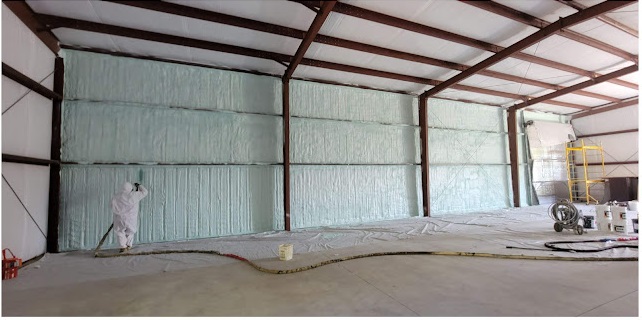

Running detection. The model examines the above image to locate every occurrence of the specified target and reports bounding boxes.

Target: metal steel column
[507,109,520,207]
[47,57,63,253]
[280,0,335,231]
[419,94,430,216]
[283,79,291,231]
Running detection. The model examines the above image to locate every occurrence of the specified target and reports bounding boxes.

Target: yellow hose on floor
[94,249,638,274]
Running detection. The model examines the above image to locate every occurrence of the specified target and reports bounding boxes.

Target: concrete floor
[2,238,638,317]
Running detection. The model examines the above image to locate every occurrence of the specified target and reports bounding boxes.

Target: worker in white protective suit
[111,182,149,252]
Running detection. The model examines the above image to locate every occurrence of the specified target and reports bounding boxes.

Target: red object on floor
[2,248,22,280]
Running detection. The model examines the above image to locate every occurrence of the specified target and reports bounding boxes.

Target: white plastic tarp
[525,121,576,148]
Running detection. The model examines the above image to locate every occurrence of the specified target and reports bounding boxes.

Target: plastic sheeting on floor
[7,205,637,292]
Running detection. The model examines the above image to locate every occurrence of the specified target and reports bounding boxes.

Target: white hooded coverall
[111,182,149,248]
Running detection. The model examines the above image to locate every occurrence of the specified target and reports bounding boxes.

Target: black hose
[544,239,638,252]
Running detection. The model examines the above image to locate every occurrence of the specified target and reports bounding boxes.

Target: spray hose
[93,220,637,275]
[543,237,638,252]
[94,245,638,275]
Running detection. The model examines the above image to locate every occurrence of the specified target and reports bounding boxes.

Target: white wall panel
[2,3,55,261]
[2,89,53,159]
[1,163,50,260]
[572,105,638,135]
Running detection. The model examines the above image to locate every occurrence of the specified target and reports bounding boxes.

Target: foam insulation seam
[292,115,420,128]
[61,100,283,164]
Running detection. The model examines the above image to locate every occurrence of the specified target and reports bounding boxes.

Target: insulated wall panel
[63,50,282,115]
[290,165,421,229]
[287,80,422,228]
[427,98,505,132]
[429,129,507,164]
[430,165,511,214]
[425,98,511,214]
[290,80,417,125]
[59,49,285,250]
[62,101,282,163]
[290,118,420,164]
[59,165,283,251]
[572,105,638,135]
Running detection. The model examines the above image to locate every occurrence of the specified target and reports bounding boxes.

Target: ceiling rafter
[460,0,638,63]
[283,1,336,80]
[36,14,590,110]
[293,0,638,90]
[556,0,638,38]
[105,0,619,103]
[510,65,638,111]
[420,0,634,99]
[571,98,638,119]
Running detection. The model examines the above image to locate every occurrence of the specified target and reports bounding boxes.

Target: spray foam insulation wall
[63,50,282,114]
[289,80,422,228]
[59,165,283,251]
[60,50,284,250]
[62,101,283,164]
[427,99,511,214]
[58,50,520,250]
[59,51,424,249]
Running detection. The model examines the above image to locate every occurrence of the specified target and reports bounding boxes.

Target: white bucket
[279,244,293,261]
